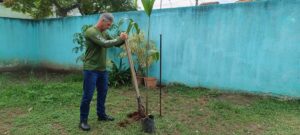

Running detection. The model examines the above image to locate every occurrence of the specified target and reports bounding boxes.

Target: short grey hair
[100,13,114,22]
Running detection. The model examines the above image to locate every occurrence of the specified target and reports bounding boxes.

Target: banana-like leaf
[141,0,155,17]
[110,17,140,36]
[123,18,140,35]
[148,49,160,61]
[133,23,140,34]
[126,22,133,34]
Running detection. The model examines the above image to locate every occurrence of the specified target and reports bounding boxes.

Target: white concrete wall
[0,4,32,19]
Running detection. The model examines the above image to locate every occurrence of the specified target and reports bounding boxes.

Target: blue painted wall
[35,16,97,68]
[1,0,300,97]
[149,0,300,97]
[0,18,37,66]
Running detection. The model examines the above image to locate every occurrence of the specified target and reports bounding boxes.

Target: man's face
[101,19,112,30]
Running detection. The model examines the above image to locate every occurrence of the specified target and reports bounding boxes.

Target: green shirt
[83,26,124,71]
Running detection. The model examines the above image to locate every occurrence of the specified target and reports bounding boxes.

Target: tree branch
[52,0,80,17]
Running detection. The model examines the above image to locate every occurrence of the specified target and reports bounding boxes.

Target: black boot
[79,120,90,131]
[98,115,115,121]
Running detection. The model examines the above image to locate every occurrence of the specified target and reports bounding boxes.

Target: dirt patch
[199,97,209,106]
[52,123,68,135]
[118,111,146,127]
[216,93,258,106]
[246,123,264,134]
[0,108,25,135]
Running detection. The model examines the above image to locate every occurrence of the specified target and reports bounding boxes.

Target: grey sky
[137,0,239,10]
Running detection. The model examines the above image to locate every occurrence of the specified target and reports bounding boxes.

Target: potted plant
[119,32,159,87]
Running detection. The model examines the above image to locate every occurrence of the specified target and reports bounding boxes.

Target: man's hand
[120,32,128,40]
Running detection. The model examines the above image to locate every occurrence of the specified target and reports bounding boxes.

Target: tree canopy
[3,0,137,19]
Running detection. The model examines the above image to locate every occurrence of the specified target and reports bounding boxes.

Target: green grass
[1,71,300,135]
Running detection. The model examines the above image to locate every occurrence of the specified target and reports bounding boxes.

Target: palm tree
[139,0,156,115]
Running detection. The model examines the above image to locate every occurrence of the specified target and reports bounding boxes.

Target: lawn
[1,71,300,135]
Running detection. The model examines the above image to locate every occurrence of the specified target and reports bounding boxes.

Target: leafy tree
[3,0,137,19]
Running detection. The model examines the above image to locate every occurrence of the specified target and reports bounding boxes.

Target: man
[79,13,128,131]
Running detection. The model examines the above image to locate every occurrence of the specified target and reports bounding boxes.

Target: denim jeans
[80,70,108,121]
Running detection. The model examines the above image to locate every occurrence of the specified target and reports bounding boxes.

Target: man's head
[97,13,114,31]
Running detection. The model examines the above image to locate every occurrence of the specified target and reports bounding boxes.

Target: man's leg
[96,71,113,121]
[79,70,98,130]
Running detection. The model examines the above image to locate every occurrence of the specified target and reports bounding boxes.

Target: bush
[108,60,131,87]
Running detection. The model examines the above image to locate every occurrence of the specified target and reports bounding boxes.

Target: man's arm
[105,32,125,47]
[85,29,124,48]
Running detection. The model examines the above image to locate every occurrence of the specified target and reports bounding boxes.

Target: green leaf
[126,22,133,34]
[141,0,155,17]
[114,18,140,35]
[148,49,160,61]
[133,23,140,34]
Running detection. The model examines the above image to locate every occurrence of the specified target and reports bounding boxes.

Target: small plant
[108,60,131,87]
[119,33,159,76]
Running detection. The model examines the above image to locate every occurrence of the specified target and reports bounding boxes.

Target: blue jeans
[80,70,108,121]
